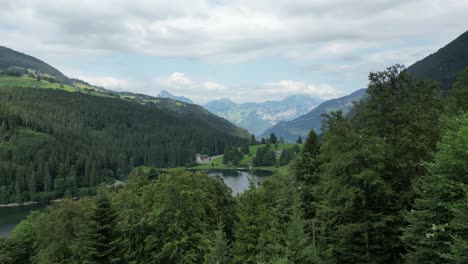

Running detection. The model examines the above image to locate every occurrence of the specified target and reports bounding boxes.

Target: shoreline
[0,201,38,208]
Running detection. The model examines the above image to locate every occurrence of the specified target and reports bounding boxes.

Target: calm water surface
[0,203,46,237]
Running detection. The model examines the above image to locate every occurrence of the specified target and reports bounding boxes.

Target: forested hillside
[0,46,70,84]
[407,30,468,91]
[0,87,248,204]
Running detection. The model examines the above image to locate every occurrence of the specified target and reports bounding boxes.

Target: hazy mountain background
[204,95,322,135]
[261,30,468,142]
[157,90,194,104]
[260,89,367,142]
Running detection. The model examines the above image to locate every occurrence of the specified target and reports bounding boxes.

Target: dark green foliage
[241,144,250,155]
[313,65,444,263]
[114,170,236,263]
[316,112,391,263]
[224,146,244,166]
[234,173,315,263]
[269,133,278,144]
[251,134,256,145]
[402,113,468,263]
[205,224,233,264]
[89,193,120,263]
[0,87,247,203]
[292,129,320,221]
[1,170,236,264]
[407,30,468,91]
[453,67,468,111]
[296,136,302,144]
[0,46,70,84]
[278,148,295,166]
[253,145,276,166]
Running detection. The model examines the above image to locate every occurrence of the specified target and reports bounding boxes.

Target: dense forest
[0,65,466,263]
[0,87,248,204]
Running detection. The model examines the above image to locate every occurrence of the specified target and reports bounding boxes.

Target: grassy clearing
[191,143,302,174]
[0,76,117,98]
[0,76,77,91]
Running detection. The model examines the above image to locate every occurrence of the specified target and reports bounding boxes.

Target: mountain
[260,89,367,142]
[261,30,468,142]
[0,47,249,203]
[407,30,468,91]
[204,95,322,135]
[157,90,193,104]
[0,46,71,84]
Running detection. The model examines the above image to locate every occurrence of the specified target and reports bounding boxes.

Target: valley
[0,5,467,263]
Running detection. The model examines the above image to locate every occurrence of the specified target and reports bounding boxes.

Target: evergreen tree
[269,133,278,144]
[402,113,468,263]
[352,65,443,261]
[251,134,256,145]
[296,136,303,144]
[205,224,232,264]
[292,129,321,221]
[316,111,390,263]
[89,193,120,263]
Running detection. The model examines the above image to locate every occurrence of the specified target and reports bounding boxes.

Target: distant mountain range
[157,90,193,104]
[204,95,322,136]
[261,29,468,142]
[260,89,367,142]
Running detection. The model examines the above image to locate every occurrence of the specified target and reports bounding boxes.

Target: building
[195,153,210,163]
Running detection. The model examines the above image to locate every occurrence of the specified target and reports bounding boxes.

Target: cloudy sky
[1,0,467,104]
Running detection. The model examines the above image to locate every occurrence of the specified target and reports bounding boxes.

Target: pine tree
[89,193,120,263]
[352,65,443,261]
[251,134,256,145]
[316,111,390,263]
[204,224,232,264]
[269,133,278,144]
[292,129,321,221]
[296,136,302,144]
[402,113,468,263]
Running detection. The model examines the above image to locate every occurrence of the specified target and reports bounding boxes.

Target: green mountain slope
[0,46,71,84]
[0,87,248,203]
[0,47,250,203]
[260,89,366,142]
[407,30,468,91]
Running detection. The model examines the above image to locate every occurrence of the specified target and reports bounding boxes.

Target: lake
[0,169,272,237]
[197,169,273,195]
[0,203,47,238]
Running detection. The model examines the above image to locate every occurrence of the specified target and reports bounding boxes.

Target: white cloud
[264,80,341,100]
[0,0,466,63]
[0,0,466,104]
[77,76,130,91]
[151,72,339,103]
[161,72,195,88]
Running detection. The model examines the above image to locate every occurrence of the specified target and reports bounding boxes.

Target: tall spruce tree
[89,193,120,263]
[292,129,320,221]
[402,113,468,263]
[351,65,443,261]
[316,111,390,263]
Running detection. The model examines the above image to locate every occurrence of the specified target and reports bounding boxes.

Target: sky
[0,0,467,104]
